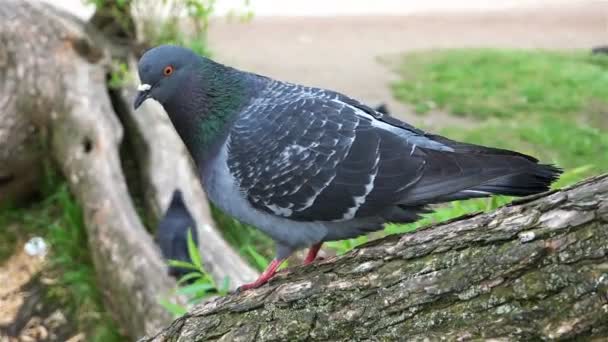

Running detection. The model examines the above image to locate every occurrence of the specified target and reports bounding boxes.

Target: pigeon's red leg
[237,258,285,291]
[303,242,323,265]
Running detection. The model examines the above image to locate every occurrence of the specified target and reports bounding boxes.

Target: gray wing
[227,83,450,221]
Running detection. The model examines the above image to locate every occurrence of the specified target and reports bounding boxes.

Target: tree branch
[142,175,608,341]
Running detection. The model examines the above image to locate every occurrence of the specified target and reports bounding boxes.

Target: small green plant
[211,205,274,271]
[131,0,216,56]
[160,230,230,317]
[86,0,219,80]
[86,0,128,9]
[224,0,255,23]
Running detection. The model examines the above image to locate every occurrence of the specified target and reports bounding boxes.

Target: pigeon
[157,105,388,278]
[592,45,608,55]
[375,103,390,115]
[156,189,199,279]
[134,45,561,291]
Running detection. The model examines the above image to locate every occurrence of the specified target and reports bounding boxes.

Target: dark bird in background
[156,189,198,279]
[592,45,608,55]
[375,103,390,115]
[135,45,561,291]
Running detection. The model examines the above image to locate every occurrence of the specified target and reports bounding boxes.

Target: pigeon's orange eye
[163,65,174,76]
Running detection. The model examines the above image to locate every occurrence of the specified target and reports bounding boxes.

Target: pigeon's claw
[303,242,323,265]
[237,258,285,292]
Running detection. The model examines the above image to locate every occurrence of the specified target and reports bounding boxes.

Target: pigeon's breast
[200,136,328,249]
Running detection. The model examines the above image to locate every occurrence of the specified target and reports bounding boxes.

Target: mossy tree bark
[142,175,608,341]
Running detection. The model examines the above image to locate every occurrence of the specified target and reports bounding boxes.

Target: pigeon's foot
[237,258,285,292]
[303,242,323,265]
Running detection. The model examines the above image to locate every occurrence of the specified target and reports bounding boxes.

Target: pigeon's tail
[401,138,562,206]
[459,164,561,197]
[421,163,562,204]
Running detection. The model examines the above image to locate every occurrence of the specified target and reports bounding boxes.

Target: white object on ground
[24,236,48,257]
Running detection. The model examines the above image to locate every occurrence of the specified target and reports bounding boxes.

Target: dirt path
[208,3,607,125]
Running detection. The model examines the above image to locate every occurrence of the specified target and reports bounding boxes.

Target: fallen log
[142,174,608,341]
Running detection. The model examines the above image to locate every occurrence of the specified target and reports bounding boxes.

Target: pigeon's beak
[133,83,151,110]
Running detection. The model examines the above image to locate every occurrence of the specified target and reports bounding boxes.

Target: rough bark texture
[0,114,41,203]
[0,1,178,338]
[114,77,259,289]
[0,10,44,203]
[142,175,608,341]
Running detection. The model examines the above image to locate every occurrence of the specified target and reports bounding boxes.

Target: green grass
[0,169,122,341]
[211,206,274,270]
[392,49,608,119]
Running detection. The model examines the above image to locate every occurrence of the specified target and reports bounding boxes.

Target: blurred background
[1,0,607,341]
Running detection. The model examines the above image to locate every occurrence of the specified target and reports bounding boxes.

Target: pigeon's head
[134,45,200,110]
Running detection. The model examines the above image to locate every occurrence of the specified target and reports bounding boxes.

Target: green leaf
[218,276,231,295]
[159,298,187,317]
[176,282,216,296]
[167,260,199,271]
[176,271,203,285]
[246,245,270,270]
[186,229,202,270]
